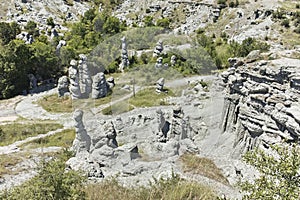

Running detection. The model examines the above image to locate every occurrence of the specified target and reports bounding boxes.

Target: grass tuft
[86,173,217,200]
[179,153,229,185]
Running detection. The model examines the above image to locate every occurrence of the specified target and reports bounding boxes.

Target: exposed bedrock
[221,57,300,157]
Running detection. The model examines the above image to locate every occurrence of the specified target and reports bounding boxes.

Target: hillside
[0,0,300,199]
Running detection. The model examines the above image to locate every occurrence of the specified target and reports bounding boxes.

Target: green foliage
[25,20,39,37]
[143,16,155,27]
[0,150,86,200]
[156,18,171,29]
[129,87,174,108]
[196,32,269,68]
[281,19,290,28]
[0,22,20,45]
[240,145,300,200]
[0,121,63,146]
[29,41,60,80]
[21,129,75,149]
[217,0,227,5]
[46,17,55,28]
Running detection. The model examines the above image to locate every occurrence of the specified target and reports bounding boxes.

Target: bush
[156,18,171,29]
[46,17,55,28]
[143,16,154,27]
[281,19,290,28]
[0,150,86,200]
[240,145,300,199]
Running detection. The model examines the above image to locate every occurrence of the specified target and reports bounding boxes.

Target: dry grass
[179,153,229,185]
[129,87,174,108]
[0,154,23,177]
[86,174,217,200]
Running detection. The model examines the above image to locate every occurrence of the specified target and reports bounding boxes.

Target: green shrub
[46,17,55,28]
[0,150,86,200]
[156,18,171,29]
[240,145,300,199]
[143,16,154,27]
[281,19,290,28]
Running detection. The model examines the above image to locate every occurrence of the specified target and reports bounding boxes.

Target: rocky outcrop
[221,58,300,156]
[57,75,69,97]
[91,72,110,99]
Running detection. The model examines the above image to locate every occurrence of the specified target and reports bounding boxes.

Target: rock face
[91,72,109,99]
[221,58,300,156]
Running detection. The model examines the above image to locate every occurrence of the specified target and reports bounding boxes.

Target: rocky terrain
[0,0,300,199]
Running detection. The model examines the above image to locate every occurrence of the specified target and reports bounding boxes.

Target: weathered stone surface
[119,36,129,72]
[91,72,109,99]
[68,60,81,99]
[222,58,300,154]
[153,40,163,57]
[72,109,91,154]
[156,78,164,93]
[57,75,69,97]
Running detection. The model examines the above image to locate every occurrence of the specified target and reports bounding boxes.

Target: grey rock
[57,76,69,97]
[91,72,109,99]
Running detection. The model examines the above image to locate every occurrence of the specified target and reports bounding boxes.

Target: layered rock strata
[221,58,300,156]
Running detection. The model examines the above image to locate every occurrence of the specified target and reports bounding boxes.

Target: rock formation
[156,78,164,93]
[57,75,69,97]
[155,57,163,69]
[119,36,129,72]
[91,72,109,99]
[153,40,163,57]
[78,54,92,98]
[171,55,177,66]
[68,60,81,99]
[72,109,91,154]
[221,58,300,156]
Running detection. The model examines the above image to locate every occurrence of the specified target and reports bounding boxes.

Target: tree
[240,145,300,199]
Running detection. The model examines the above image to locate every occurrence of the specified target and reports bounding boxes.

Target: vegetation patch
[21,129,75,149]
[179,153,229,185]
[0,122,63,146]
[102,101,134,115]
[129,87,174,108]
[86,173,217,200]
[37,94,113,113]
[0,150,85,200]
[37,94,73,113]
